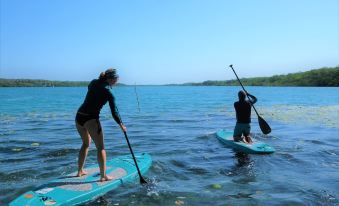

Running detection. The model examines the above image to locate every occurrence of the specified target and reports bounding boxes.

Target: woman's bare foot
[242,138,249,144]
[233,136,242,142]
[100,175,113,182]
[245,136,253,144]
[76,170,88,177]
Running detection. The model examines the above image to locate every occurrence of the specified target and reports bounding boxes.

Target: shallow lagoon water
[0,86,338,205]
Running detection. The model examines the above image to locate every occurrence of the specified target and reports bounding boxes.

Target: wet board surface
[216,130,275,154]
[9,153,152,206]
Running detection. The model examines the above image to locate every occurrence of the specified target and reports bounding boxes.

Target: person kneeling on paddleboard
[233,90,257,144]
[75,68,126,182]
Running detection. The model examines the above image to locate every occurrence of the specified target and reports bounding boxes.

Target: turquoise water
[1,86,338,205]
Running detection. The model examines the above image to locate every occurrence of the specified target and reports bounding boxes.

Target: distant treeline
[180,66,339,87]
[0,79,90,87]
[0,79,127,87]
[1,66,338,87]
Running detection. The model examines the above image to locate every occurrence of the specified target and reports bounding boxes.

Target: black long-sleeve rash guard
[234,94,257,124]
[78,79,122,124]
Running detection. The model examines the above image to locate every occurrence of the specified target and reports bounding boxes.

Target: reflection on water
[235,152,251,168]
[223,105,339,128]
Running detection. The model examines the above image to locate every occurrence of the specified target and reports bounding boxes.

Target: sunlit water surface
[1,86,338,205]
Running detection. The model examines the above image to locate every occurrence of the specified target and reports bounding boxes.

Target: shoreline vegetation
[0,66,338,87]
[172,66,338,87]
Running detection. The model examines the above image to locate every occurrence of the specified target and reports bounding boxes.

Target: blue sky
[1,0,338,84]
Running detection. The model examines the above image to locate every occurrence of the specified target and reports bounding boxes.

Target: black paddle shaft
[229,65,271,134]
[229,65,260,116]
[115,107,147,184]
[122,131,147,184]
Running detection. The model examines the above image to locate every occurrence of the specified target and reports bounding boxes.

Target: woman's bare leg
[76,122,91,176]
[85,119,112,181]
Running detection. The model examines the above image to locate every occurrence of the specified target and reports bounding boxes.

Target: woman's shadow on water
[234,152,251,167]
[222,152,256,184]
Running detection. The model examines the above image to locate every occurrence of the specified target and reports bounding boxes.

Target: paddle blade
[140,176,148,184]
[258,115,271,134]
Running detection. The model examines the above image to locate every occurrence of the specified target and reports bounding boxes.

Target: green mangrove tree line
[1,66,338,87]
[183,66,339,87]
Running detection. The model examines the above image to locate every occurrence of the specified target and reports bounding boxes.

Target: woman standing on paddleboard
[75,68,126,182]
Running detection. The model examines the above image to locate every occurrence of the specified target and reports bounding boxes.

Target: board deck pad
[10,153,152,206]
[216,130,275,154]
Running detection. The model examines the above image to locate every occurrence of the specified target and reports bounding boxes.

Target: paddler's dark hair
[238,90,246,101]
[99,68,119,80]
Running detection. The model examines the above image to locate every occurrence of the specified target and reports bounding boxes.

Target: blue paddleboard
[216,130,275,154]
[9,153,152,206]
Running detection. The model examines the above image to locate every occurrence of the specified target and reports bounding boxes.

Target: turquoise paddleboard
[10,153,152,206]
[216,130,275,154]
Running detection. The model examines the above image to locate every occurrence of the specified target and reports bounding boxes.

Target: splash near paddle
[216,130,275,154]
[9,153,152,206]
